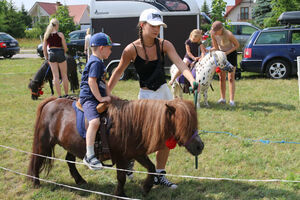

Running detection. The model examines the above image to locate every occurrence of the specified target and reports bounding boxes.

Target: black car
[37,29,87,58]
[0,32,20,58]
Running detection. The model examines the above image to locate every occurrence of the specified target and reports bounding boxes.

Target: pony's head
[167,99,204,156]
[28,79,43,100]
[210,50,234,72]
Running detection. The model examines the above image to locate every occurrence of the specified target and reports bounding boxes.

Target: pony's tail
[66,55,79,92]
[27,97,57,184]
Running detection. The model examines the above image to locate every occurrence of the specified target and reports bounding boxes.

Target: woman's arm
[107,44,134,93]
[58,32,68,53]
[43,39,48,60]
[225,31,240,55]
[164,40,196,86]
[209,33,220,51]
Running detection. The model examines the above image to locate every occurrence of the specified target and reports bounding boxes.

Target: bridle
[184,130,198,147]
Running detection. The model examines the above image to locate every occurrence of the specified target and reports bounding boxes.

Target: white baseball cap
[139,8,167,28]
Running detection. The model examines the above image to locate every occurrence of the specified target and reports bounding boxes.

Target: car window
[229,25,238,34]
[291,30,300,44]
[0,33,14,41]
[79,32,86,40]
[256,31,288,44]
[69,32,80,40]
[240,25,257,35]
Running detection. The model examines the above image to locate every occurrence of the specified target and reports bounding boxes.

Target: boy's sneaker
[83,155,103,170]
[126,160,135,180]
[217,98,226,104]
[154,171,177,189]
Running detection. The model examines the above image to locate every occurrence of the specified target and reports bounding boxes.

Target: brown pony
[27,96,204,197]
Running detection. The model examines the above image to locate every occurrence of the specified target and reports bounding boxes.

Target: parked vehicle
[90,0,211,80]
[37,29,87,58]
[240,26,300,79]
[227,22,260,53]
[0,32,20,58]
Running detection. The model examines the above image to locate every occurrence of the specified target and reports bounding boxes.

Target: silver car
[227,22,260,53]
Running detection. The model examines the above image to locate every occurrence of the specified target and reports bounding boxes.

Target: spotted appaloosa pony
[170,51,233,108]
[28,54,79,100]
[27,96,204,197]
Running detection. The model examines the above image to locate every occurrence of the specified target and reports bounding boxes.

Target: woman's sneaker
[229,101,236,107]
[154,171,177,189]
[217,98,226,104]
[83,155,103,170]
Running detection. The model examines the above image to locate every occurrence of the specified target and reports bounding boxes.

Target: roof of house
[68,5,89,24]
[30,2,88,24]
[224,0,242,17]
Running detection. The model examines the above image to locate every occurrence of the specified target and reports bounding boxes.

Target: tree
[210,0,227,22]
[51,4,77,40]
[201,0,210,16]
[264,0,298,27]
[2,1,25,37]
[20,4,32,28]
[252,0,272,28]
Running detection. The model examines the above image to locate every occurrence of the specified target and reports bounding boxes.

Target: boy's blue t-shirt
[79,55,107,104]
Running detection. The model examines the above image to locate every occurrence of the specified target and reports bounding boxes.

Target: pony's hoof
[76,179,87,185]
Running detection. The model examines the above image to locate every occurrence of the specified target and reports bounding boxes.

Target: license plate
[10,43,16,47]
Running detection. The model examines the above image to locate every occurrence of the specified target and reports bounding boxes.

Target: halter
[184,130,198,147]
[212,54,219,66]
[30,64,50,97]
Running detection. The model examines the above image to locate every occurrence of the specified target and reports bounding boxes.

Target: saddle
[75,101,112,161]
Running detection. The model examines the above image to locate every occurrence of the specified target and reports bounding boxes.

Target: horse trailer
[90,0,211,79]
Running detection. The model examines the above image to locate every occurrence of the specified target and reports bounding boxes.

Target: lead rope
[189,82,199,169]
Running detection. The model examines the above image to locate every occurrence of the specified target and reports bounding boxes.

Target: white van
[90,0,211,79]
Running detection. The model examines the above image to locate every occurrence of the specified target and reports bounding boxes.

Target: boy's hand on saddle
[100,96,111,104]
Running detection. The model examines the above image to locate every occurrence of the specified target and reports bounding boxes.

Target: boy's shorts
[49,48,66,63]
[82,99,100,121]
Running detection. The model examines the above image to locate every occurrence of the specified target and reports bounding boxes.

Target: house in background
[225,0,256,22]
[28,2,90,29]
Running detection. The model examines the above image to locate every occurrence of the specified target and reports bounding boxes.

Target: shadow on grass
[202,101,296,112]
[33,178,299,200]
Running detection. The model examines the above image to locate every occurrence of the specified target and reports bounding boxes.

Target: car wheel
[107,63,129,80]
[266,59,290,79]
[4,54,13,58]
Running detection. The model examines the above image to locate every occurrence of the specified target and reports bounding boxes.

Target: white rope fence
[1,144,299,183]
[0,166,139,200]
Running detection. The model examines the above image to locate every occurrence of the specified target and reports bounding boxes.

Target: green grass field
[0,57,299,200]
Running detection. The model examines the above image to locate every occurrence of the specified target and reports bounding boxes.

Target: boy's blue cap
[90,32,120,47]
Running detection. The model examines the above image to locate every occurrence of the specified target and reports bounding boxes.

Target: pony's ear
[165,104,176,116]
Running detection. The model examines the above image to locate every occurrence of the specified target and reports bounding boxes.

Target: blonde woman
[210,21,239,106]
[169,29,206,85]
[84,28,92,61]
[43,18,69,98]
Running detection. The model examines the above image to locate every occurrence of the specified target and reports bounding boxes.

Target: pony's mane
[108,97,197,153]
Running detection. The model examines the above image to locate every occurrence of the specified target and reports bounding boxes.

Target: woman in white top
[84,28,92,61]
[210,21,239,106]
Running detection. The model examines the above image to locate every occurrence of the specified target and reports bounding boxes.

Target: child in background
[80,32,120,170]
[169,29,206,85]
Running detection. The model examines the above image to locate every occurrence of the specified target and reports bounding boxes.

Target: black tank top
[132,38,166,91]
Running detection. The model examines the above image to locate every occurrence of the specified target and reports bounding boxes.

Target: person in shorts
[43,18,69,98]
[210,21,240,106]
[80,32,120,170]
[107,8,197,188]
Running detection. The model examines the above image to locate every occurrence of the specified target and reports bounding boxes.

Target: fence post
[298,56,300,101]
